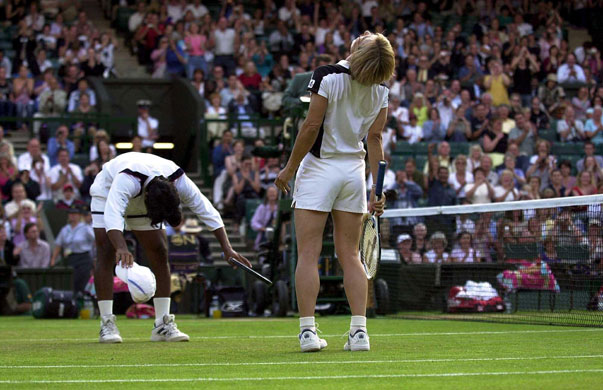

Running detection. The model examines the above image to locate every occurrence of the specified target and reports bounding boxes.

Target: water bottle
[504,293,512,314]
[80,295,95,319]
[209,296,221,318]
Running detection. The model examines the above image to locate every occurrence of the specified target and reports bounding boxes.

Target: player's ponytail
[145,176,182,228]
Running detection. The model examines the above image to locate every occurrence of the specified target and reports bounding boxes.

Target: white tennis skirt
[292,153,367,214]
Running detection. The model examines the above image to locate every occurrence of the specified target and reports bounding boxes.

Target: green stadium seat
[503,243,539,260]
[556,244,589,263]
[71,153,90,169]
[597,144,603,156]
[0,40,11,50]
[538,128,557,142]
[393,141,413,156]
[552,143,583,156]
[450,142,469,156]
[413,142,429,155]
[116,7,135,33]
[391,154,407,171]
[415,155,428,171]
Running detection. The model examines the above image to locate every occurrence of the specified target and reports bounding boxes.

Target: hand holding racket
[360,160,387,280]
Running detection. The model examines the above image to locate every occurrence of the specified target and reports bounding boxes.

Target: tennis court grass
[0,315,601,389]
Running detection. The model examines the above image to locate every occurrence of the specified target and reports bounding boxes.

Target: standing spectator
[17,139,50,173]
[451,232,482,263]
[165,36,187,77]
[396,234,421,264]
[509,113,537,158]
[556,53,586,84]
[388,170,423,231]
[268,21,294,58]
[464,167,495,204]
[250,185,278,251]
[50,206,94,292]
[494,170,520,202]
[13,223,50,268]
[151,36,169,78]
[212,17,239,75]
[0,152,16,200]
[449,155,473,198]
[184,23,208,78]
[529,97,550,131]
[128,2,147,39]
[212,130,233,210]
[585,107,603,144]
[185,0,208,19]
[12,65,35,131]
[423,232,449,264]
[136,99,158,149]
[446,105,471,142]
[232,155,261,233]
[46,125,74,167]
[511,47,540,106]
[538,74,565,112]
[49,149,83,199]
[484,60,510,106]
[557,107,585,142]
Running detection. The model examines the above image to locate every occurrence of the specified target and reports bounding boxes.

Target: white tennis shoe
[299,328,327,352]
[344,329,370,351]
[151,314,190,342]
[99,315,122,344]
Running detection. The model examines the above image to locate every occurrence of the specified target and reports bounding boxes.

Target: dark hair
[559,159,572,169]
[144,177,182,228]
[24,223,37,235]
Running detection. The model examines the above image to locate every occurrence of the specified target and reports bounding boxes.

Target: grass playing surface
[0,315,602,389]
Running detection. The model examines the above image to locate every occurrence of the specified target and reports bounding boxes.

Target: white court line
[1,369,602,384]
[1,328,601,342]
[1,355,602,369]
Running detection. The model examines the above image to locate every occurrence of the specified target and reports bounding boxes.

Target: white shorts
[293,154,366,213]
[90,170,160,231]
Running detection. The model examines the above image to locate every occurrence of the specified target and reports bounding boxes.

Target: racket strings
[360,216,379,278]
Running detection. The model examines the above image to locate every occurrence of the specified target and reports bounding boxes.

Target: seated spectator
[451,231,482,263]
[165,36,187,77]
[587,220,603,264]
[402,114,422,144]
[0,153,17,201]
[494,170,520,202]
[523,176,542,200]
[409,93,429,126]
[49,149,83,199]
[387,170,423,230]
[466,145,482,174]
[529,97,550,131]
[47,125,74,167]
[250,185,278,251]
[572,86,591,122]
[547,169,567,198]
[557,159,576,191]
[389,95,408,128]
[238,61,262,91]
[259,157,280,190]
[232,155,261,232]
[483,118,509,158]
[571,170,597,196]
[551,210,584,248]
[205,93,228,140]
[446,105,471,142]
[67,79,97,112]
[396,234,422,264]
[27,156,51,201]
[4,182,33,219]
[228,93,258,138]
[497,153,526,188]
[464,167,495,204]
[583,156,603,186]
[539,74,565,114]
[526,140,555,190]
[585,106,603,144]
[509,113,536,159]
[411,223,428,256]
[35,76,67,135]
[10,200,42,247]
[50,206,94,292]
[423,232,449,264]
[469,103,490,141]
[480,154,499,186]
[557,106,585,142]
[422,107,446,142]
[13,223,50,268]
[577,142,603,172]
[449,155,473,198]
[89,130,116,164]
[556,53,586,84]
[55,183,86,210]
[0,266,32,315]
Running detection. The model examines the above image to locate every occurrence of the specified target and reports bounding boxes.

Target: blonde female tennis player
[275,32,394,352]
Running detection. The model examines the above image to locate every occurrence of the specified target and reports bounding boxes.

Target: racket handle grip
[375,160,387,200]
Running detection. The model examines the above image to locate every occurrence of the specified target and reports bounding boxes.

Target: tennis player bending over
[275,32,394,352]
[91,152,250,343]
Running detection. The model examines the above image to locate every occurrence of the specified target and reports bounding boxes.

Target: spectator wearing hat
[137,100,159,149]
[538,74,565,112]
[396,234,421,264]
[557,53,586,84]
[585,107,603,145]
[13,223,50,269]
[49,149,83,200]
[55,183,86,210]
[50,206,94,292]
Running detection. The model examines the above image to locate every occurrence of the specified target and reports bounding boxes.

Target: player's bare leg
[94,228,122,343]
[332,210,370,351]
[133,229,189,342]
[294,208,328,352]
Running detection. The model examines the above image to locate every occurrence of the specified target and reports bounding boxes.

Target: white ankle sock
[154,297,170,326]
[98,300,113,318]
[350,315,367,334]
[299,316,316,332]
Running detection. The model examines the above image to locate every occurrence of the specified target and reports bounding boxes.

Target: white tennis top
[307,60,389,159]
[91,152,223,232]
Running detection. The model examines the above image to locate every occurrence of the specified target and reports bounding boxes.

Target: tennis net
[374,194,603,327]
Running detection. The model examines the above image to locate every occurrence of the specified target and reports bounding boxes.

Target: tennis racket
[359,160,387,279]
[229,257,273,286]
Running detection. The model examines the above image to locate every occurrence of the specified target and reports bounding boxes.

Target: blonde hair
[349,31,395,85]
